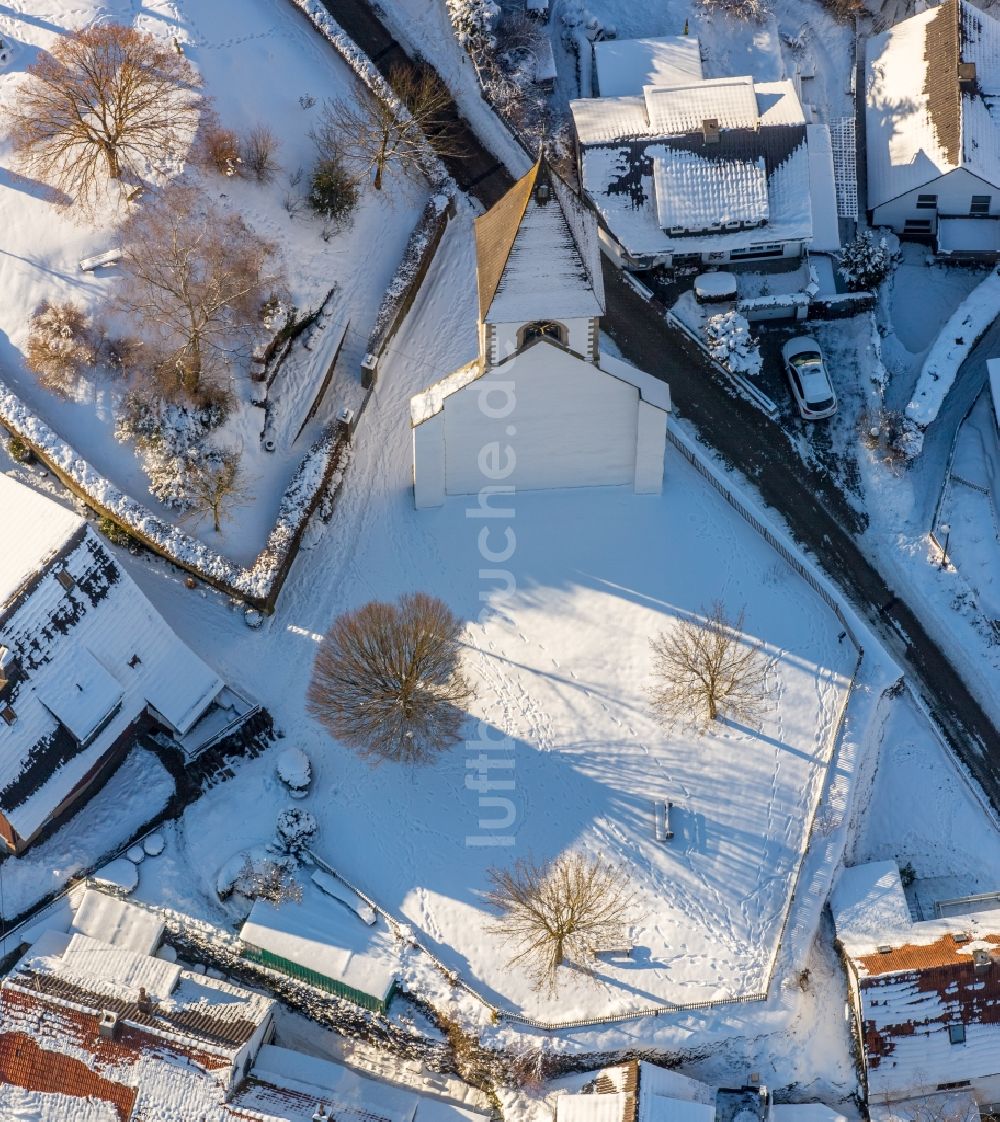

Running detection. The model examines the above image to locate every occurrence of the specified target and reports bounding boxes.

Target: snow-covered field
[0,0,426,564]
[103,205,865,1026]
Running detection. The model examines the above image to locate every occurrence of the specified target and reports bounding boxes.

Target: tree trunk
[104,144,121,179]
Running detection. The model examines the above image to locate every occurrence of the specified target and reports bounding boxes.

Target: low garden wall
[0,383,349,614]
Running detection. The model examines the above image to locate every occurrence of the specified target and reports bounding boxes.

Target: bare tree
[3,24,202,204]
[307,592,474,764]
[24,300,95,396]
[183,448,252,533]
[649,602,773,731]
[116,186,281,397]
[241,124,281,183]
[486,853,635,993]
[314,63,461,190]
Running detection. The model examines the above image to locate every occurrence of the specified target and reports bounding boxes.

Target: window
[916,194,938,209]
[903,219,933,232]
[971,195,992,214]
[948,1023,967,1045]
[730,244,785,259]
[519,320,566,348]
[56,569,76,591]
[937,1081,971,1092]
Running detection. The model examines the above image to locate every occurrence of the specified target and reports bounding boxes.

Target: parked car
[780,337,837,420]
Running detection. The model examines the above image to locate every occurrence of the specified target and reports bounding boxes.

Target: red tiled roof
[858,933,1000,976]
[0,1031,137,1121]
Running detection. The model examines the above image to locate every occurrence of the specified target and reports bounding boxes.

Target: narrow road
[320,0,1000,803]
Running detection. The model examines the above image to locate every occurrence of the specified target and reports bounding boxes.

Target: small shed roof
[71,889,165,956]
[242,882,399,1000]
[594,37,703,98]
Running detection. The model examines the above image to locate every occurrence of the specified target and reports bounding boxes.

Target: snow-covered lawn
[0,0,426,566]
[119,206,857,1024]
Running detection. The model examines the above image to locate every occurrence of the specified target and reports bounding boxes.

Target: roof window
[948,1023,967,1045]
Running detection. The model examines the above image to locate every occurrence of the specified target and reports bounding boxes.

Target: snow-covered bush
[700,0,771,23]
[5,432,32,463]
[217,849,301,904]
[241,124,280,184]
[114,394,227,510]
[447,0,500,49]
[24,300,95,397]
[277,747,312,798]
[308,157,360,226]
[704,311,762,377]
[838,231,896,291]
[276,807,317,854]
[200,121,242,177]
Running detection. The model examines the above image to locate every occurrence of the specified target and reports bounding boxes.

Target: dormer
[474,156,606,369]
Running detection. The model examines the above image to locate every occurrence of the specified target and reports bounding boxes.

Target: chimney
[701,118,721,144]
[98,1010,119,1041]
[535,181,551,205]
[0,646,10,691]
[958,61,976,88]
[313,1107,330,1122]
[973,948,993,975]
[137,986,153,1015]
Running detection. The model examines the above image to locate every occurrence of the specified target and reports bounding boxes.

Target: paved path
[321,0,1000,804]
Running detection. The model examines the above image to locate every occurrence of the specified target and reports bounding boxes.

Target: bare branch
[3,24,203,206]
[648,601,774,732]
[486,853,636,994]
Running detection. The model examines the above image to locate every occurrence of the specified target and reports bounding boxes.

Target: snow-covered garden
[0,0,428,567]
[112,209,873,1027]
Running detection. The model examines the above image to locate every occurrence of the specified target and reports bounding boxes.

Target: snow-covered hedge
[903,269,1000,456]
[705,311,763,377]
[0,382,349,610]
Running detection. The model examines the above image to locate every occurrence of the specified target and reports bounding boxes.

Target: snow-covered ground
[0,0,426,565]
[94,203,873,1035]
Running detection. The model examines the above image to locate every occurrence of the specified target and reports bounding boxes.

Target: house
[554,1060,848,1122]
[866,0,1000,257]
[0,474,248,854]
[0,890,493,1122]
[569,38,840,270]
[0,923,277,1119]
[831,860,1000,1106]
[410,158,670,509]
[240,878,400,1012]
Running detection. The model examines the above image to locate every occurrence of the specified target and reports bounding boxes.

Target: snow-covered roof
[0,477,224,844]
[240,1046,492,1122]
[241,881,399,1000]
[71,888,165,956]
[475,158,604,325]
[644,77,760,135]
[805,124,841,253]
[652,150,768,231]
[559,1093,630,1122]
[771,1107,849,1122]
[581,134,813,259]
[0,473,81,609]
[594,37,703,98]
[831,862,1000,1099]
[831,860,914,957]
[59,932,181,999]
[636,1063,714,1107]
[411,341,669,428]
[570,78,803,146]
[866,0,1000,209]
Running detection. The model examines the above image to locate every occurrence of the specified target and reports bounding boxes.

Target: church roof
[474,158,605,324]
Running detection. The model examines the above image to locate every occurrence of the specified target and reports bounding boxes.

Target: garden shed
[240,881,400,1012]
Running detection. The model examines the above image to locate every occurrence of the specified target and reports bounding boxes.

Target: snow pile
[277,747,312,796]
[904,269,1000,451]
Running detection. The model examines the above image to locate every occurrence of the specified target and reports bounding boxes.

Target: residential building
[831,860,1000,1106]
[0,474,247,853]
[569,37,840,270]
[866,0,1000,257]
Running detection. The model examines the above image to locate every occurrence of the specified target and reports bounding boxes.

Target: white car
[780,337,837,420]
